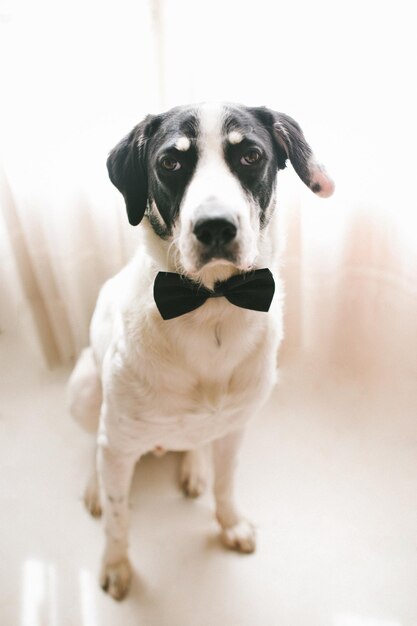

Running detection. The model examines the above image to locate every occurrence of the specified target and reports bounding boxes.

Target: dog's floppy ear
[107,115,157,226]
[252,107,335,198]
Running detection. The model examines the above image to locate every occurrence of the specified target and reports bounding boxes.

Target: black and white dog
[68,102,334,600]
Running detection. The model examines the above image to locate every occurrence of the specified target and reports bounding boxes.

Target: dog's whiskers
[166,236,183,274]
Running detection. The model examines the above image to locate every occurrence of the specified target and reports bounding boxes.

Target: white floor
[1,334,417,626]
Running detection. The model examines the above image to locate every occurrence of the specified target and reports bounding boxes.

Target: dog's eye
[161,157,181,171]
[240,149,261,166]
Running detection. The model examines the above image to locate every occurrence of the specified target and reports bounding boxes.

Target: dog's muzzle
[193,216,238,262]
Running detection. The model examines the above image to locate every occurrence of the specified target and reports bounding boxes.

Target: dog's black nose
[193,218,237,247]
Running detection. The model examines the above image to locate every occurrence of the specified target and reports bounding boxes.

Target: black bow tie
[153,268,275,320]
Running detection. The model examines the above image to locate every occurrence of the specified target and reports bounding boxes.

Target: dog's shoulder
[89,248,154,366]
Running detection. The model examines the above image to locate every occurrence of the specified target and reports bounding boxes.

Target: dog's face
[107,103,334,276]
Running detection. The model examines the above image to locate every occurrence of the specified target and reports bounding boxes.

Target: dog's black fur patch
[146,106,200,237]
[222,105,284,227]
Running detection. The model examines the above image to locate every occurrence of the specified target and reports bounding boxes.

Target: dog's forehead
[197,102,265,147]
[155,105,199,145]
[154,103,265,150]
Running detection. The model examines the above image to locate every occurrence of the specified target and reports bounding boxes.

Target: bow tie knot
[153,268,275,320]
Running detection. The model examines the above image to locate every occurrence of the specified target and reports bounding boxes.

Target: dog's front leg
[97,441,138,600]
[212,428,256,554]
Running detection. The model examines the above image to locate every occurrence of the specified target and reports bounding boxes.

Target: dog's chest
[110,303,275,450]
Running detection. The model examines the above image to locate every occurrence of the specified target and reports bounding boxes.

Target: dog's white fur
[68,103,285,600]
[178,104,262,275]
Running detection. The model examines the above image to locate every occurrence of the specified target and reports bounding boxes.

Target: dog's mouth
[195,247,238,270]
[182,251,256,288]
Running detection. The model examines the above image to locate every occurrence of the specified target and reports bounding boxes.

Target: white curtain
[0,0,160,364]
[1,0,416,378]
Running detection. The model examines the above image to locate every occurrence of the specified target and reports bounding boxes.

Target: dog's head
[107,103,334,279]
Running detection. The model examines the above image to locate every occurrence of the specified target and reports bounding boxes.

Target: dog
[68,102,334,600]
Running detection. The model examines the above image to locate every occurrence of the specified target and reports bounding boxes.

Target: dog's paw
[220,519,256,554]
[100,557,132,601]
[180,450,207,498]
[182,474,206,498]
[83,482,102,518]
